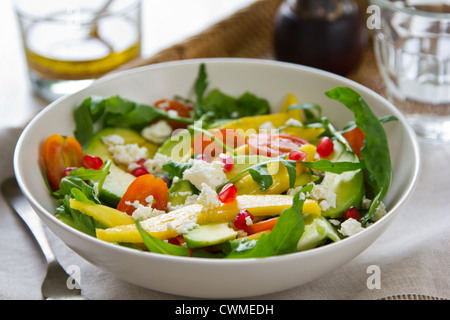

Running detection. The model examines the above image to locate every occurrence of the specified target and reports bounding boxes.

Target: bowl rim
[13,57,421,265]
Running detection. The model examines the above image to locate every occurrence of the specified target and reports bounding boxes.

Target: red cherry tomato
[154,99,194,130]
[247,133,308,157]
[193,128,245,161]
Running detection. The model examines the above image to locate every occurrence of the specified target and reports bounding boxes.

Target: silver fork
[2,177,87,300]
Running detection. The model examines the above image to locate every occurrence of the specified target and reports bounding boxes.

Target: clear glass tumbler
[370,0,450,143]
[15,0,141,101]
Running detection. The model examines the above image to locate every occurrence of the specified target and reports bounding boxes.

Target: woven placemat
[118,0,385,96]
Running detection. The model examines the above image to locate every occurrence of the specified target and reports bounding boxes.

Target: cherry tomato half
[247,133,308,157]
[154,99,194,130]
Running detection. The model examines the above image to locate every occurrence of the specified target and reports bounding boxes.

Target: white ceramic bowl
[14,58,420,298]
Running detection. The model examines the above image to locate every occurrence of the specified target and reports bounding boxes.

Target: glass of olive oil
[15,0,141,101]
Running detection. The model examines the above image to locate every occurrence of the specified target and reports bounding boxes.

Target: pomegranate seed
[288,150,308,161]
[234,210,254,230]
[131,166,149,177]
[219,153,234,172]
[83,155,103,170]
[317,136,334,157]
[218,183,237,203]
[344,206,360,221]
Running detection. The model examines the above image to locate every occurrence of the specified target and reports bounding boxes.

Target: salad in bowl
[40,63,395,259]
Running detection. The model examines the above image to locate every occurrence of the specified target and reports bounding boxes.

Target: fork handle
[2,177,57,264]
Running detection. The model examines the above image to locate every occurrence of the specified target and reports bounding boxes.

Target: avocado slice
[168,179,194,208]
[297,215,340,251]
[98,163,135,207]
[83,127,158,207]
[84,127,159,161]
[319,141,365,218]
[183,223,238,249]
[157,129,193,162]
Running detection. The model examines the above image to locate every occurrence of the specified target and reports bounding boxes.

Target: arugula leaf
[302,159,363,174]
[195,63,208,105]
[55,195,106,236]
[136,219,190,256]
[221,158,363,192]
[325,87,392,219]
[192,64,270,120]
[74,95,193,147]
[248,164,272,191]
[226,184,313,258]
[162,161,192,180]
[287,103,323,124]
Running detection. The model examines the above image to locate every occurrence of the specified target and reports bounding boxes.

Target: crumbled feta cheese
[143,153,171,175]
[165,218,199,235]
[177,191,193,197]
[361,196,372,210]
[101,134,125,146]
[259,121,276,130]
[184,194,200,205]
[167,202,182,211]
[287,186,302,196]
[182,159,227,190]
[198,183,220,210]
[176,218,199,234]
[167,109,179,118]
[132,207,165,221]
[145,195,155,205]
[141,120,172,144]
[339,218,364,236]
[126,199,164,220]
[371,201,386,222]
[310,183,337,211]
[245,215,253,226]
[107,143,148,166]
[329,219,341,226]
[285,118,302,127]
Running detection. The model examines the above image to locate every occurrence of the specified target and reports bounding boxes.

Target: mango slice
[69,199,135,228]
[281,92,303,123]
[221,113,290,134]
[96,195,321,243]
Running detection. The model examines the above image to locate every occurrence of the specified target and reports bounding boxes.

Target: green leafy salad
[40,64,395,258]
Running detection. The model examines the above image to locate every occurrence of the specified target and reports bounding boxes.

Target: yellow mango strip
[69,199,135,228]
[235,162,290,195]
[281,126,325,142]
[221,113,290,133]
[96,195,321,243]
[236,195,321,216]
[96,202,239,243]
[281,93,303,123]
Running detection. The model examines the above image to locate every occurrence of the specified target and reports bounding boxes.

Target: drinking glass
[15,0,141,101]
[370,0,450,143]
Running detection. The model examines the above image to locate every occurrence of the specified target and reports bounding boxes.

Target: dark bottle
[273,0,367,76]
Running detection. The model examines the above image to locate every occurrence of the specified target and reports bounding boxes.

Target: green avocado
[297,215,340,251]
[83,127,158,207]
[98,163,135,207]
[183,223,238,249]
[168,179,194,208]
[157,129,193,162]
[319,141,365,218]
[84,127,159,161]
